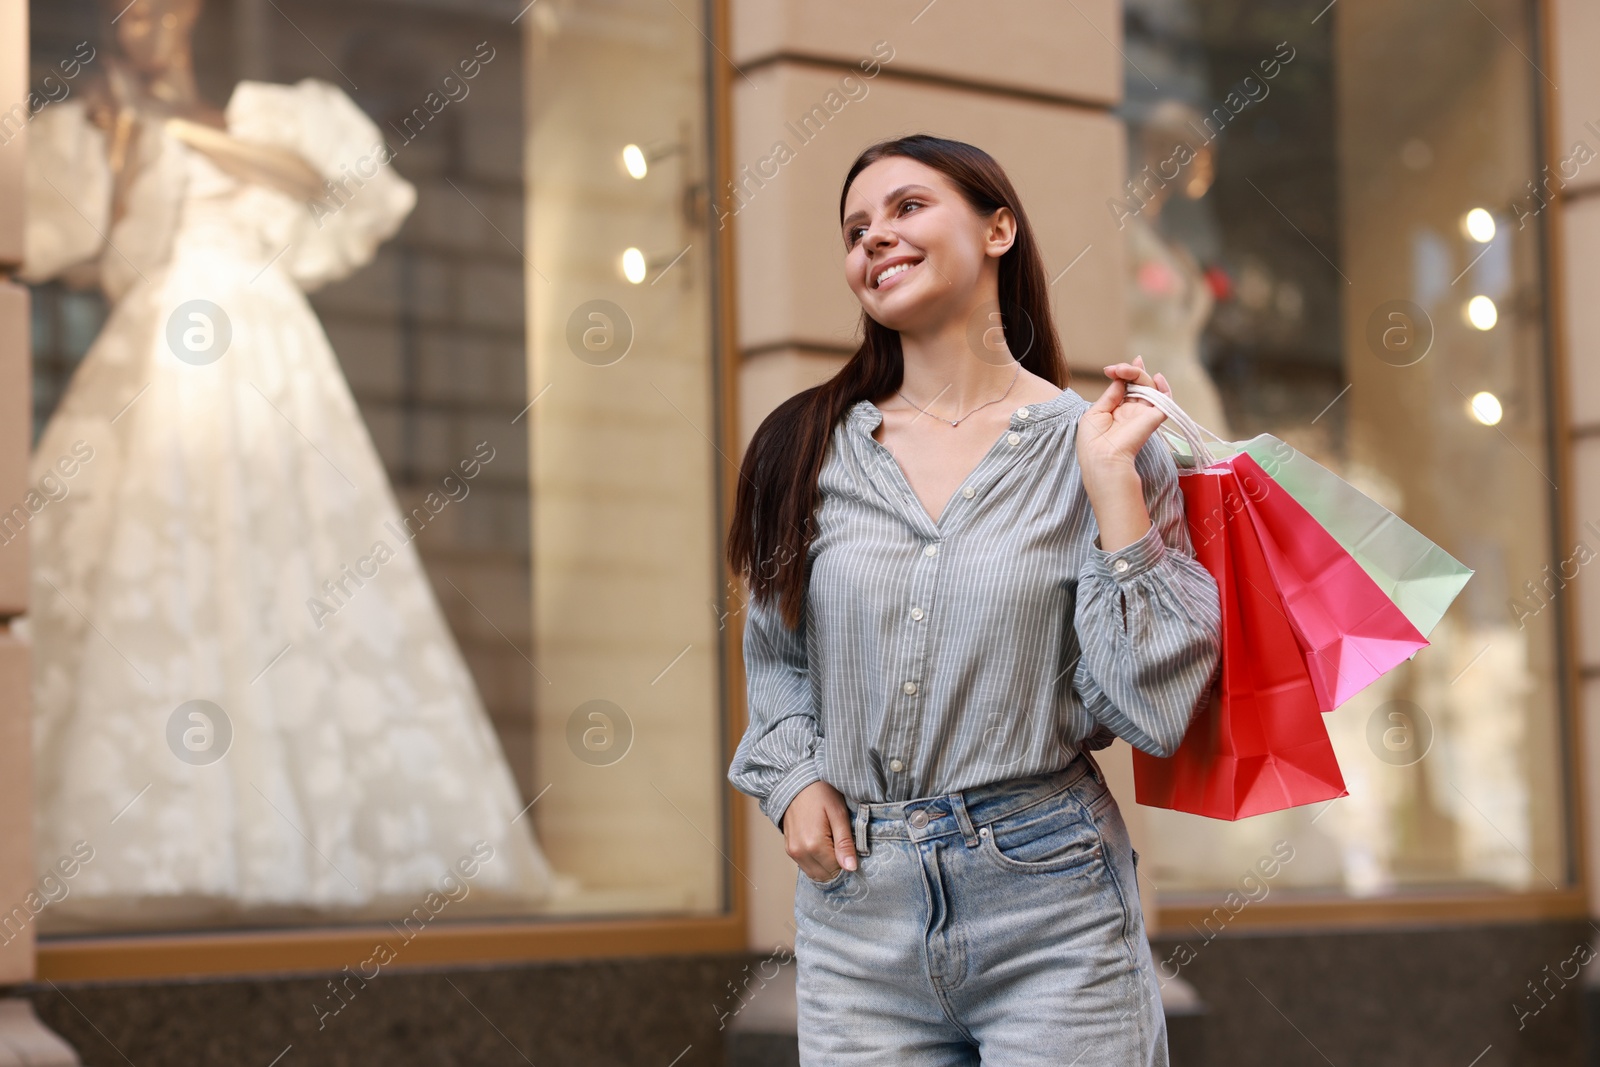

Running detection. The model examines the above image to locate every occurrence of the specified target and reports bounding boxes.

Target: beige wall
[724,1,1139,952]
[1550,0,1600,917]
[0,0,34,985]
[729,0,1121,108]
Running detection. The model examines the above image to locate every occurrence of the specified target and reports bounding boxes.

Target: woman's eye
[846,201,921,247]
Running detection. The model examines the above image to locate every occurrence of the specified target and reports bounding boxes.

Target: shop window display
[19,0,727,934]
[1121,0,1568,900]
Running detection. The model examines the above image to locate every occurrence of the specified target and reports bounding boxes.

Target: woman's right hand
[783,779,859,883]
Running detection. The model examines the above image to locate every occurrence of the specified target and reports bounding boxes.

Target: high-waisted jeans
[791,750,1167,1066]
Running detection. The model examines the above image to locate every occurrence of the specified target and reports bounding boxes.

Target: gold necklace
[895,361,1022,428]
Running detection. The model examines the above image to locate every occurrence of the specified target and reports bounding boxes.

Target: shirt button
[1113,558,1131,574]
[902,680,918,695]
[1016,406,1030,419]
[910,606,924,621]
[1006,432,1021,446]
[961,486,975,499]
[924,543,939,557]
[889,758,905,772]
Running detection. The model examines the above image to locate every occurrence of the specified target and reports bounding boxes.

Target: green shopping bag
[1127,385,1474,639]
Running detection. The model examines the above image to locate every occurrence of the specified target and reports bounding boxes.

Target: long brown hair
[726,134,1069,629]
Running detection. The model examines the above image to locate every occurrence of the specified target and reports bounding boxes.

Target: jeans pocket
[979,788,1100,874]
[798,864,851,891]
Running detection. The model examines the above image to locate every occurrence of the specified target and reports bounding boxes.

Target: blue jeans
[792,751,1167,1065]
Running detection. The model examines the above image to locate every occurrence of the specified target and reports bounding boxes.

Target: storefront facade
[0,0,1595,1062]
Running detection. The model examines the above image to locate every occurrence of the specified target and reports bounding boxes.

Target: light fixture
[621,247,648,284]
[1468,391,1503,426]
[1465,295,1497,331]
[1462,208,1496,244]
[621,144,649,180]
[620,139,686,180]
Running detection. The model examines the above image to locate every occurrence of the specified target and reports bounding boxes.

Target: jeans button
[908,809,930,829]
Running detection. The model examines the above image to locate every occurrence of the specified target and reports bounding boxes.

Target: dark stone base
[727,1031,800,1067]
[1150,918,1592,1066]
[1587,980,1600,1067]
[11,919,1594,1066]
[1167,1005,1206,1064]
[21,954,753,1067]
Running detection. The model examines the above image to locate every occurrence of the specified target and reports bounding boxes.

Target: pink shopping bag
[1220,452,1428,711]
[1125,383,1432,713]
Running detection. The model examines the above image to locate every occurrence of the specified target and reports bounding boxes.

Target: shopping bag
[1219,434,1471,639]
[1228,451,1429,711]
[1126,385,1458,709]
[1131,462,1349,819]
[1128,384,1474,640]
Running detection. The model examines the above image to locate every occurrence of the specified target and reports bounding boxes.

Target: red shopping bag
[1133,463,1349,819]
[1230,452,1429,712]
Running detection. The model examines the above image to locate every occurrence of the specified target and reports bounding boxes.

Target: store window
[17,0,728,943]
[1120,0,1569,900]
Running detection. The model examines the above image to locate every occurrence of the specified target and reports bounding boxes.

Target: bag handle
[1124,382,1225,467]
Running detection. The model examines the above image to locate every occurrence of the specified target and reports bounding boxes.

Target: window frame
[1153,0,1589,933]
[22,0,753,983]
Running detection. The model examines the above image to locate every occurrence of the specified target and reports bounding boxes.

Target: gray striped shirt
[729,386,1223,831]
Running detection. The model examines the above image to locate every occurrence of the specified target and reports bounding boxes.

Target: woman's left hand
[1075,355,1173,478]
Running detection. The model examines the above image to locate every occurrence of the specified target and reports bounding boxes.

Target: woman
[726,134,1223,1064]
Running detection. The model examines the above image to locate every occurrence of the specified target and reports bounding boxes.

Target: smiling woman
[727,133,1222,1065]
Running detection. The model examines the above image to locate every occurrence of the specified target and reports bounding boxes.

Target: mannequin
[22,0,576,930]
[1124,99,1233,439]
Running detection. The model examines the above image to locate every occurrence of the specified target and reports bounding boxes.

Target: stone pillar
[0,1,83,1061]
[0,0,36,991]
[723,0,1140,952]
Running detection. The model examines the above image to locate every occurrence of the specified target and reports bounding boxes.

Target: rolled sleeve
[728,588,823,831]
[1073,435,1223,758]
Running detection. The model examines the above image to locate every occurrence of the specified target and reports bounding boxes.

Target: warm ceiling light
[1468,391,1503,426]
[621,247,648,284]
[1462,208,1496,243]
[622,144,648,180]
[1465,295,1498,331]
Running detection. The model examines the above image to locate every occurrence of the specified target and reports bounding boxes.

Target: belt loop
[852,801,872,857]
[1082,747,1104,786]
[948,791,981,847]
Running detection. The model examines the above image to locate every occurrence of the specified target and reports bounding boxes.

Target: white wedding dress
[21,77,577,931]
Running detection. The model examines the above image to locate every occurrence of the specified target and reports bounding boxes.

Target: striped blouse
[728,386,1223,831]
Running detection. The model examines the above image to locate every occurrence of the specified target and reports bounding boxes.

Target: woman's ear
[986,206,1018,259]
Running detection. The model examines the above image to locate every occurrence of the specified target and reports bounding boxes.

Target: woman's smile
[872,256,923,291]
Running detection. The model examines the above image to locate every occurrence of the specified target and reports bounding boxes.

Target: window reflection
[525,0,724,914]
[1122,0,1564,897]
[20,0,724,934]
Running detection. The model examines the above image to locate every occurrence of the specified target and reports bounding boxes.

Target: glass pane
[525,0,724,914]
[1121,0,1566,898]
[20,0,725,935]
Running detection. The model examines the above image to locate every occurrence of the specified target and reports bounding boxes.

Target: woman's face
[841,155,1014,335]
